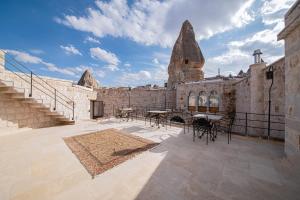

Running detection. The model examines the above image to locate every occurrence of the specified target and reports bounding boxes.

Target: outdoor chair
[216,112,235,144]
[192,118,213,145]
[183,110,196,134]
[115,109,122,119]
[144,110,155,125]
[168,110,186,131]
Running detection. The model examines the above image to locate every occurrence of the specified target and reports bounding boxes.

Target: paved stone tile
[0,119,299,200]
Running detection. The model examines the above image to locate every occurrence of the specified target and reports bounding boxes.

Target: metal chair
[216,112,235,144]
[192,118,213,145]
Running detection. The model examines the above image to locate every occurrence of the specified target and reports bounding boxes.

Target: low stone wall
[96,87,176,116]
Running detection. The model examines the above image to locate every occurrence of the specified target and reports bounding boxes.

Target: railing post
[29,71,32,97]
[245,112,248,136]
[54,89,56,110]
[72,101,74,120]
[268,100,271,140]
[113,104,115,117]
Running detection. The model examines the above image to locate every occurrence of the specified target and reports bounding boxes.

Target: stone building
[278,0,300,157]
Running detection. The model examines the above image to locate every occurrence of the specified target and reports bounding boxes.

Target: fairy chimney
[77,70,99,88]
[167,20,205,89]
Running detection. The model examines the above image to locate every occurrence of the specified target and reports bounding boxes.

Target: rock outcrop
[167,20,205,89]
[78,70,99,88]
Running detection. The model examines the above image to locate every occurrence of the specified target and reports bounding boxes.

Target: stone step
[0,86,25,94]
[20,98,43,104]
[30,103,50,109]
[9,93,25,99]
[46,112,64,116]
[0,73,74,126]
[58,120,75,125]
[0,80,14,87]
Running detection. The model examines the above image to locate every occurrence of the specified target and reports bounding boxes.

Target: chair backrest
[228,112,236,129]
[193,118,210,127]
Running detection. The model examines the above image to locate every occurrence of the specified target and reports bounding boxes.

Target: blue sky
[0,0,295,87]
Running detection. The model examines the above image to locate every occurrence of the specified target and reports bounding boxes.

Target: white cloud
[56,0,255,47]
[60,44,82,56]
[5,49,43,64]
[152,58,159,64]
[118,70,152,85]
[105,64,119,71]
[95,70,105,78]
[90,47,120,71]
[84,36,101,44]
[29,49,44,55]
[124,63,131,67]
[4,49,97,77]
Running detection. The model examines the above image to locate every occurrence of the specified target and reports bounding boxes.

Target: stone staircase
[0,70,75,128]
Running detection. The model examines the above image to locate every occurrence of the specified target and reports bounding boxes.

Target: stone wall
[278,0,300,157]
[233,77,251,134]
[96,87,176,116]
[263,58,285,139]
[0,70,97,131]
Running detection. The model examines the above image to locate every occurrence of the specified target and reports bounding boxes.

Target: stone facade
[175,79,236,113]
[278,0,300,157]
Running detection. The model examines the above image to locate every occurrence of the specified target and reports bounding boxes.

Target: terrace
[0,118,299,200]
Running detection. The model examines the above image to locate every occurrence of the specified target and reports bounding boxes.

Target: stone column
[249,62,266,136]
[0,50,5,72]
[278,0,300,158]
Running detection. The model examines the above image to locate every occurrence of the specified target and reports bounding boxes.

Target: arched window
[198,91,207,112]
[188,92,197,112]
[209,90,219,113]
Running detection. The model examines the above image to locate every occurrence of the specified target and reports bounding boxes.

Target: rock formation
[78,70,99,88]
[167,20,205,89]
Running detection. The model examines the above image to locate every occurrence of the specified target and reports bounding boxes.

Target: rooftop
[1,119,299,200]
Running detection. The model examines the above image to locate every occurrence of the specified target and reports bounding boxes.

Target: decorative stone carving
[78,70,99,88]
[167,20,205,89]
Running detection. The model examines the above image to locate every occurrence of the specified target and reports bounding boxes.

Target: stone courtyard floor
[0,118,300,200]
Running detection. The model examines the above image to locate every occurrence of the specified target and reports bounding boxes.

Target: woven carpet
[64,128,159,177]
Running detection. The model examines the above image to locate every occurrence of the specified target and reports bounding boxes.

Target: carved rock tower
[167,20,205,89]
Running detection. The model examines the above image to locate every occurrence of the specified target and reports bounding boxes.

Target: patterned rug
[64,128,159,178]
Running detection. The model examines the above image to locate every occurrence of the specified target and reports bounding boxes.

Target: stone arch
[198,91,207,112]
[188,91,197,112]
[208,90,219,113]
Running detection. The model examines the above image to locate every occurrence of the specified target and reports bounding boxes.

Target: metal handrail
[2,58,73,110]
[1,50,73,102]
[115,105,285,139]
[0,51,74,120]
[4,64,73,111]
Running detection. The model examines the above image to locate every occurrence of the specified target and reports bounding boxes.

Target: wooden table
[147,110,168,128]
